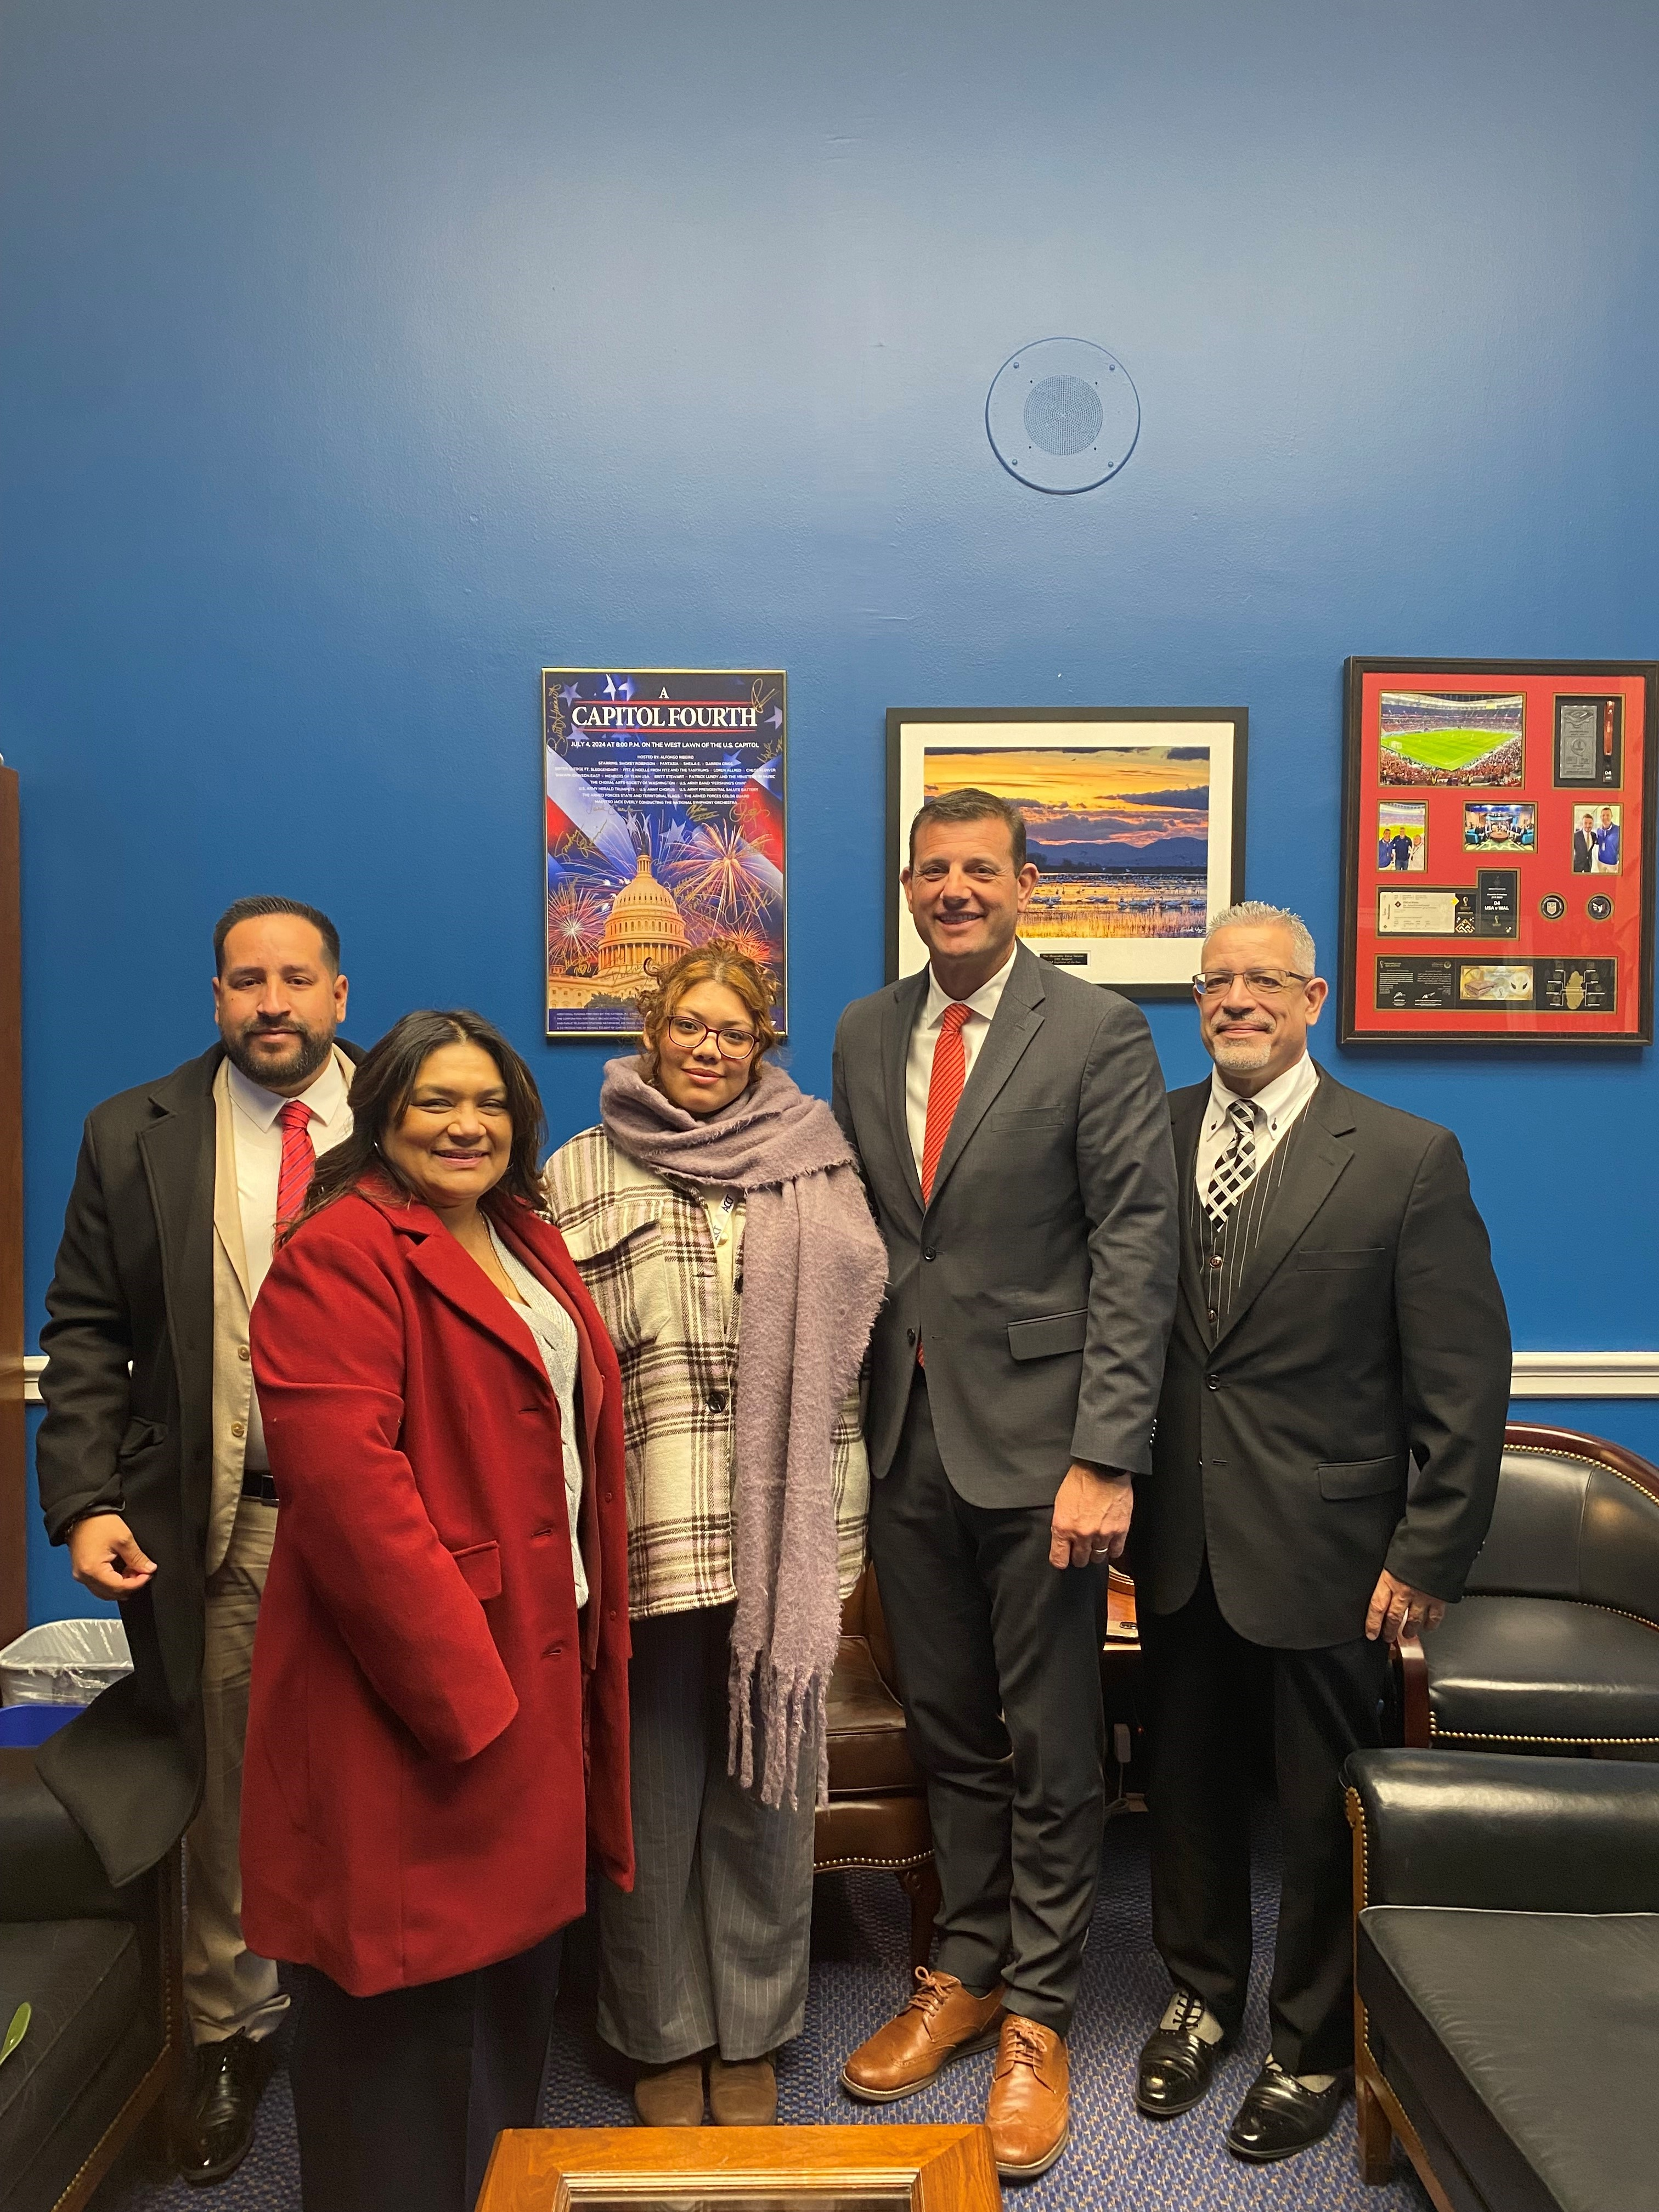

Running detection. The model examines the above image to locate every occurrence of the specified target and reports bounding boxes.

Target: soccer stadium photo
[1378,690,1525,786]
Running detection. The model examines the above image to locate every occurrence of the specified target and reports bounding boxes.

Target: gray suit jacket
[831,945,1180,1509]
[1125,1068,1511,1649]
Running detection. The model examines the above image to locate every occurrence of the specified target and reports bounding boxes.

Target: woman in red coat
[244,1008,632,2212]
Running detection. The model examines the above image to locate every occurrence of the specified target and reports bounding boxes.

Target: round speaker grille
[987,337,1139,493]
[1024,376,1104,455]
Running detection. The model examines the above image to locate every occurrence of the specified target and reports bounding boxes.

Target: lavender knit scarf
[600,1058,888,1810]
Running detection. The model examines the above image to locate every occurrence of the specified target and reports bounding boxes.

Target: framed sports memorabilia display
[543,668,786,1040]
[1340,659,1656,1045]
[887,706,1248,998]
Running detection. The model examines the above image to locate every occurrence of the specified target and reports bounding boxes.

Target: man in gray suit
[832,789,1178,2180]
[1128,901,1509,2165]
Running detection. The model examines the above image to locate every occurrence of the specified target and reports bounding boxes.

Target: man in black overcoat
[35,897,357,2183]
[1127,900,1510,2164]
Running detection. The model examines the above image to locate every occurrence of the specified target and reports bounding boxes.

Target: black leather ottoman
[1346,1748,1659,2211]
[1358,1905,1657,2212]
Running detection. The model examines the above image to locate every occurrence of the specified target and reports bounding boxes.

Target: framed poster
[1340,659,1656,1045]
[886,707,1248,998]
[543,668,786,1040]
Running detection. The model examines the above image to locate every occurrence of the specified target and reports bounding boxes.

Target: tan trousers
[184,1497,288,2046]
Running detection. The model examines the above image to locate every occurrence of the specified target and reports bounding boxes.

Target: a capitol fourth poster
[543,668,787,1039]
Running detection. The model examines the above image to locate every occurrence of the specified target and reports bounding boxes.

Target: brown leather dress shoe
[839,1967,1007,2102]
[985,2016,1070,2181]
[633,2052,707,2126]
[709,2053,777,2125]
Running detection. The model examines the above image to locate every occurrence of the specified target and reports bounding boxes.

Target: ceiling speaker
[986,337,1139,493]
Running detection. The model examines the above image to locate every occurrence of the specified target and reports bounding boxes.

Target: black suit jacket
[1124,1066,1511,1650]
[35,1040,362,1883]
[832,945,1179,1507]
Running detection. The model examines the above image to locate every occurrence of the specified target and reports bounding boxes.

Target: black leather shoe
[1135,1990,1227,2118]
[181,2032,268,2186]
[1225,2058,1347,2163]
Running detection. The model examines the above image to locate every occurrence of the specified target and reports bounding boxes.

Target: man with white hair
[1126,900,1510,2165]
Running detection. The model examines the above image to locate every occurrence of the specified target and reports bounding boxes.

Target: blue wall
[4,0,1656,1623]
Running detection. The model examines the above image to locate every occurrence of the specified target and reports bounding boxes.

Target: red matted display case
[1340,658,1656,1045]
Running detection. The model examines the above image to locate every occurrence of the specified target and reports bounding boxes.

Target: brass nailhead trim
[1506,1442,1659,1514]
[1432,1728,1659,1745]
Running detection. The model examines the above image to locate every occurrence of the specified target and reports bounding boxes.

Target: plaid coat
[545,1127,870,1620]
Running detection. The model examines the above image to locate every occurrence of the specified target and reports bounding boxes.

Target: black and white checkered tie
[1204,1098,1259,1230]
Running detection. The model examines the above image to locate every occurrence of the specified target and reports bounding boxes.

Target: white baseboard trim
[1508,1351,1659,1399]
[21,1348,1659,1406]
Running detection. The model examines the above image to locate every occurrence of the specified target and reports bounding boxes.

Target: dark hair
[214,896,341,975]
[907,787,1027,871]
[635,939,779,1091]
[292,1009,549,1232]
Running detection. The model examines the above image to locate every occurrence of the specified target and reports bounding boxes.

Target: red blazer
[242,1182,633,1997]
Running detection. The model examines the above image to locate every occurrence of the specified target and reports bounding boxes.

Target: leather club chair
[0,1750,187,2212]
[1345,1746,1657,2210]
[814,1565,941,1967]
[1398,1423,1659,1758]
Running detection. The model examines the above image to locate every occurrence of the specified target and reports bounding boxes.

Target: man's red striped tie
[276,1099,318,1232]
[916,1002,971,1368]
[921,1001,972,1205]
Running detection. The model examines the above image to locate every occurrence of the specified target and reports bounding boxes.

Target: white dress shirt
[904,946,1019,1178]
[1194,1050,1320,1196]
[229,1049,355,1470]
[486,1222,590,1609]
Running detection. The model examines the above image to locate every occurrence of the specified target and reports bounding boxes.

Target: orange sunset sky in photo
[924,746,1210,852]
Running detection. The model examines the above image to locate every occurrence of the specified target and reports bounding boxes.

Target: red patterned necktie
[921,1001,972,1205]
[275,1099,318,1231]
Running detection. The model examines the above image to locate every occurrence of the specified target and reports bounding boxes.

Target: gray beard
[1209,1032,1274,1074]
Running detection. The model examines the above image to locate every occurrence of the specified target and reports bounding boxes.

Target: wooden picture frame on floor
[477,2124,1003,2212]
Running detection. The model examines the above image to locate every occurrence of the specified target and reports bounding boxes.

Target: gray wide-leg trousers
[597,1602,815,2066]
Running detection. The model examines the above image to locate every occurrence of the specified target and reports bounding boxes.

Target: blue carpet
[92,1812,1432,2210]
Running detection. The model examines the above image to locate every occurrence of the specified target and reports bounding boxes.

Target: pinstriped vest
[1188,1106,1305,1342]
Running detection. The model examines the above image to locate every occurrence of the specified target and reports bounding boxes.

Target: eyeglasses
[665,1012,759,1059]
[1192,969,1311,1000]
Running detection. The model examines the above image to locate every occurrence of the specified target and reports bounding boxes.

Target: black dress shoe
[1135,1990,1227,2118]
[1225,2058,1347,2163]
[181,2031,268,2186]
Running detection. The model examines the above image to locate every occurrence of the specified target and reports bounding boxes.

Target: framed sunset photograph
[886,707,1247,998]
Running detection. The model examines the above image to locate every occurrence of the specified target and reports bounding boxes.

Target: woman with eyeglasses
[545,943,887,2130]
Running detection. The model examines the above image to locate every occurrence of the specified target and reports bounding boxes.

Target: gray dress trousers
[597,1601,815,2066]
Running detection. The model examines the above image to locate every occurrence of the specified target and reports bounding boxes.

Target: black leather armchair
[1400,1423,1659,1757]
[1345,1747,1659,2211]
[0,1748,185,2212]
